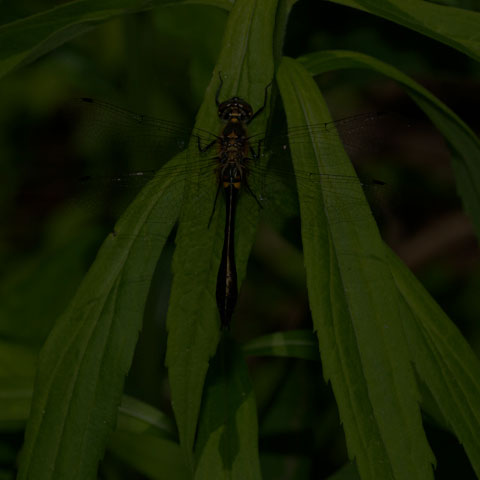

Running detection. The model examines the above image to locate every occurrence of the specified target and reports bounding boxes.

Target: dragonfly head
[217,97,253,123]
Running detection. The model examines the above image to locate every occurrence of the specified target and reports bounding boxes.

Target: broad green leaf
[387,248,480,476]
[0,0,237,82]
[258,360,319,439]
[116,395,177,441]
[194,336,261,479]
[182,0,234,8]
[0,227,102,347]
[2,369,179,441]
[0,0,163,80]
[164,0,276,465]
[18,154,185,480]
[243,330,320,361]
[108,431,190,480]
[327,462,361,480]
[415,377,451,432]
[0,381,32,432]
[111,396,188,479]
[252,225,307,289]
[327,0,480,62]
[300,49,480,242]
[276,56,435,480]
[1,378,179,442]
[0,342,35,432]
[260,453,311,479]
[0,337,176,441]
[0,341,36,378]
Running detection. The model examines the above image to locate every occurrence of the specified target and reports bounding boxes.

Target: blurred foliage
[0,0,479,478]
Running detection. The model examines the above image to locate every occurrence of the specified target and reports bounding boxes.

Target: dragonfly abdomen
[216,178,239,329]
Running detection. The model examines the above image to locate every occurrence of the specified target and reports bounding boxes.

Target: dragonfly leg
[197,135,217,153]
[249,82,272,123]
[249,139,263,160]
[208,182,223,228]
[244,176,263,209]
[215,71,224,107]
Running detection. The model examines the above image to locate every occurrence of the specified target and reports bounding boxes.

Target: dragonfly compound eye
[218,97,253,122]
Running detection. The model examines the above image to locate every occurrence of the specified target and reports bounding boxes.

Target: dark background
[0,0,479,478]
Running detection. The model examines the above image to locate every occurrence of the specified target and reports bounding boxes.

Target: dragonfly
[194,76,271,328]
[28,82,394,328]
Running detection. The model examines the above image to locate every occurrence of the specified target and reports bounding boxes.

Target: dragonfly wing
[70,98,218,173]
[253,111,408,161]
[247,151,387,241]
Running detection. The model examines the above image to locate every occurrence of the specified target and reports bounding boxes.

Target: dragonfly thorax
[218,111,250,165]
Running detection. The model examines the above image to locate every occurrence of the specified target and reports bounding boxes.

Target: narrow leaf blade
[387,248,480,476]
[276,56,434,480]
[0,0,160,79]
[194,336,261,480]
[18,155,184,480]
[300,49,480,245]
[242,330,320,361]
[164,0,276,467]
[327,0,480,62]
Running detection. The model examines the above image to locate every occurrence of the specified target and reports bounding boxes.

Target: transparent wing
[250,111,407,159]
[72,98,219,150]
[244,150,386,240]
[12,98,391,248]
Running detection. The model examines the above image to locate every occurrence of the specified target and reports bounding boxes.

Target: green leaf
[387,248,480,476]
[0,227,102,347]
[327,462,361,480]
[258,360,320,441]
[17,154,185,480]
[0,342,178,443]
[108,431,190,480]
[194,336,261,479]
[0,341,36,379]
[276,56,435,480]
[182,0,234,9]
[243,330,320,361]
[113,396,189,478]
[0,0,163,80]
[0,378,32,432]
[0,342,35,432]
[326,0,480,62]
[2,371,179,441]
[300,49,480,242]
[116,395,178,441]
[0,0,238,82]
[164,0,276,465]
[260,453,311,479]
